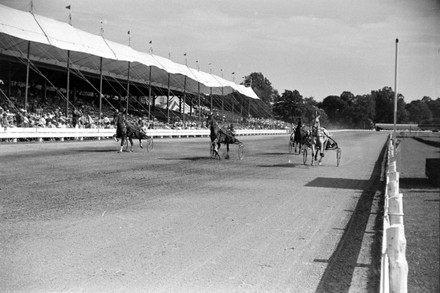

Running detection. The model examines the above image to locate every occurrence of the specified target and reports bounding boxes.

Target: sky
[1,0,439,102]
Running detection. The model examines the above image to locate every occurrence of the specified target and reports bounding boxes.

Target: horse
[206,115,244,159]
[115,112,130,153]
[115,113,145,153]
[293,123,307,154]
[309,114,329,165]
[124,121,153,152]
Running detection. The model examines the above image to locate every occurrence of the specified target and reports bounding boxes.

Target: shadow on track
[256,163,297,168]
[306,178,369,190]
[314,142,386,293]
[160,157,212,161]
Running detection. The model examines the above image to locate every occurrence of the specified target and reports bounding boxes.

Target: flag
[66,5,71,10]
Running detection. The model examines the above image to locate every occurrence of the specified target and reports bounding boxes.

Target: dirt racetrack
[1,131,388,292]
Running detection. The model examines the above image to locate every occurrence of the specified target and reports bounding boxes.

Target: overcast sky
[2,0,439,102]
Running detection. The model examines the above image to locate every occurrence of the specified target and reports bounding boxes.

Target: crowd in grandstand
[0,83,289,135]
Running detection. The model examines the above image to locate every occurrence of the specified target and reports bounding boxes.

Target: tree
[371,87,394,123]
[352,94,375,129]
[397,97,409,123]
[340,91,355,106]
[303,103,328,126]
[242,72,277,107]
[321,95,347,125]
[426,97,440,122]
[272,90,304,123]
[406,100,432,123]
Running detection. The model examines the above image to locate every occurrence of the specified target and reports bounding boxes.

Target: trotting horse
[309,114,329,165]
[115,113,145,153]
[293,120,307,154]
[206,115,244,159]
[125,122,153,152]
[115,112,129,153]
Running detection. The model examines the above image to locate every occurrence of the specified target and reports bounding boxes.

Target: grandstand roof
[0,4,259,100]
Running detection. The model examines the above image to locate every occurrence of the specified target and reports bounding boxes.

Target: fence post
[386,224,408,293]
[389,193,404,226]
[388,159,397,173]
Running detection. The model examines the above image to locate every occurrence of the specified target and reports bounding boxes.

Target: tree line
[242,72,440,129]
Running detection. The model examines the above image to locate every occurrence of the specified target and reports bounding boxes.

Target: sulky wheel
[123,139,129,152]
[336,148,342,167]
[146,137,154,152]
[238,144,244,160]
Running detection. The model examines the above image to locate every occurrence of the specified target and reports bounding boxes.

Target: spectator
[72,106,82,128]
[1,112,9,128]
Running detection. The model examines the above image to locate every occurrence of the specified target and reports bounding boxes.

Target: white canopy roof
[0,4,259,100]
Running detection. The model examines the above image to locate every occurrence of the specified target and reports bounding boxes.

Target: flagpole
[393,38,399,150]
[66,5,72,25]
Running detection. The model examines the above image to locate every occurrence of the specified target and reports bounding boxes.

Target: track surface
[0,131,388,292]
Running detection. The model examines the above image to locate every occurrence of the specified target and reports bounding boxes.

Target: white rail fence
[0,127,288,142]
[380,134,408,293]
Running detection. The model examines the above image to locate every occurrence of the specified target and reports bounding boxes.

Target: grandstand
[0,4,279,131]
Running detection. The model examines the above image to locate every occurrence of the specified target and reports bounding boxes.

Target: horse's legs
[317,138,326,165]
[139,138,143,149]
[119,136,125,153]
[224,143,230,159]
[129,137,134,152]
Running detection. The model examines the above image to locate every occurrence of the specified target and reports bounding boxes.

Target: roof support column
[183,75,187,128]
[99,57,103,126]
[197,82,200,124]
[24,41,31,113]
[210,88,212,113]
[167,73,170,124]
[126,61,130,115]
[148,66,152,122]
[66,50,70,117]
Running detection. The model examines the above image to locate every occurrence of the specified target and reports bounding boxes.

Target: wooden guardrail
[380,134,408,293]
[0,127,288,142]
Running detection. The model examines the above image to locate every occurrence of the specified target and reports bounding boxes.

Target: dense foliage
[245,71,439,128]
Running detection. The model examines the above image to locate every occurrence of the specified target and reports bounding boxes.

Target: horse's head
[206,114,215,128]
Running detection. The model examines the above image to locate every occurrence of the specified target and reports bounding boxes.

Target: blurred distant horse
[206,114,244,159]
